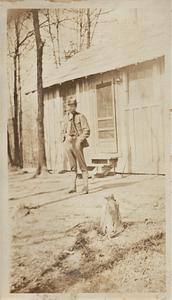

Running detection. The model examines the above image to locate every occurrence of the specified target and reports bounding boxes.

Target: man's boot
[68,171,77,193]
[81,171,89,194]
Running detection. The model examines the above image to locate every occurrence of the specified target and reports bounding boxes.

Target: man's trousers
[64,137,88,172]
[64,137,88,191]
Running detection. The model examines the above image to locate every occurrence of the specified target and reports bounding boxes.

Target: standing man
[62,96,90,194]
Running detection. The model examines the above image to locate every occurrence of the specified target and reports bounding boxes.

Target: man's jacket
[62,111,90,147]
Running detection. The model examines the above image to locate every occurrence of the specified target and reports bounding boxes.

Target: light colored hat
[67,96,77,106]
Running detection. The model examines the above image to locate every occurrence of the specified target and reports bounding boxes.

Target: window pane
[97,83,113,118]
[98,130,114,139]
[98,118,114,129]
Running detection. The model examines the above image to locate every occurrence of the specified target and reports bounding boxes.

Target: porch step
[90,164,115,177]
[58,158,118,178]
[91,157,118,177]
[77,162,118,178]
[92,158,118,165]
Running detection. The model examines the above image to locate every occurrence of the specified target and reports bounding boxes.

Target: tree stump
[100,194,123,238]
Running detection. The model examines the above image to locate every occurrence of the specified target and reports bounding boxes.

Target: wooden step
[85,162,118,177]
[92,158,118,165]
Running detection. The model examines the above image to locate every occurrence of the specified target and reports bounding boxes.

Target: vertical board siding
[134,108,142,171]
[122,57,165,174]
[142,106,152,170]
[44,100,52,170]
[53,96,64,172]
[81,78,94,164]
[83,79,92,164]
[44,87,63,172]
[115,70,130,173]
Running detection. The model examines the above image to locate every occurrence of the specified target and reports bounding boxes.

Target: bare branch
[18,19,47,47]
[91,9,102,43]
[45,9,58,66]
[98,9,114,15]
[18,30,34,47]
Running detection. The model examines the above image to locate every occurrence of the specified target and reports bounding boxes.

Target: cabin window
[96,82,115,139]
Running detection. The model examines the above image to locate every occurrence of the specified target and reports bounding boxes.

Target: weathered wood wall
[117,57,165,174]
[44,86,63,172]
[43,56,165,174]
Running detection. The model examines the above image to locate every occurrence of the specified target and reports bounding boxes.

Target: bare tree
[78,9,84,50]
[63,8,103,58]
[43,9,71,67]
[32,9,47,175]
[86,9,91,48]
[7,8,112,171]
[55,9,61,66]
[90,9,102,43]
[7,10,35,168]
[17,52,23,168]
[12,17,21,167]
[45,9,58,67]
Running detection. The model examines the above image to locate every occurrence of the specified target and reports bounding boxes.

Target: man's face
[68,104,77,113]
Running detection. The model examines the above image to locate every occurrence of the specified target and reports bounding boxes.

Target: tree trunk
[8,77,15,164]
[17,53,23,168]
[90,9,102,44]
[86,9,91,49]
[8,130,14,166]
[46,10,58,67]
[55,10,61,66]
[100,194,123,238]
[32,9,47,175]
[13,53,20,167]
[76,9,79,51]
[79,9,83,50]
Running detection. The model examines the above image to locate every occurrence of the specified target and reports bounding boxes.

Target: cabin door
[95,81,118,154]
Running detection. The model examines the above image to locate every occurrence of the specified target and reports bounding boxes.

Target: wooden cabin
[40,24,167,175]
[25,19,168,175]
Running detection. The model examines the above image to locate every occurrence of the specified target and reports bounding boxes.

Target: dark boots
[68,171,77,193]
[81,171,89,194]
[68,171,89,194]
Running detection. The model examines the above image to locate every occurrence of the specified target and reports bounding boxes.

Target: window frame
[96,81,117,142]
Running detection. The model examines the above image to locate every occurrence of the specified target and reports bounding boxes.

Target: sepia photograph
[0,0,171,298]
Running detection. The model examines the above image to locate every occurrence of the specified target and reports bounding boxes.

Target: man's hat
[67,96,77,106]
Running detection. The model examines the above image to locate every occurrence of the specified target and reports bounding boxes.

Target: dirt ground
[9,170,166,293]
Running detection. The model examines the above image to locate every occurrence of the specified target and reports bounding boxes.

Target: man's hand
[75,136,83,149]
[77,135,85,143]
